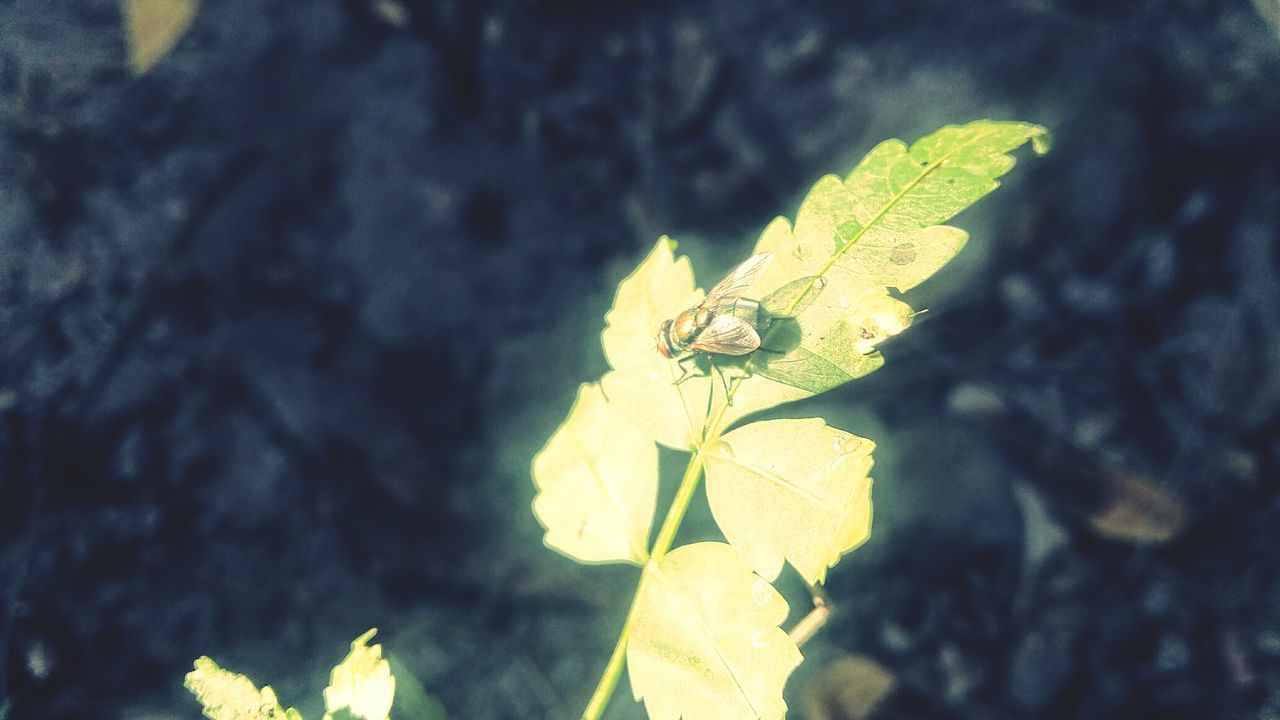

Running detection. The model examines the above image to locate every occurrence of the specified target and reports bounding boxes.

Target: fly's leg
[671,354,738,410]
[712,362,735,406]
[673,355,700,385]
[703,362,716,421]
[697,357,733,414]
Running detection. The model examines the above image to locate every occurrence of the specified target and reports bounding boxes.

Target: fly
[656,252,773,361]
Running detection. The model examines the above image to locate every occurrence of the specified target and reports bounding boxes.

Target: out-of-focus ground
[2,1,1279,718]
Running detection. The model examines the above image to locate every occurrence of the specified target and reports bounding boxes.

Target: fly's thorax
[672,310,702,343]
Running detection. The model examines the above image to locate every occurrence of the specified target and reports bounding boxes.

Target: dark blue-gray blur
[2,1,1279,718]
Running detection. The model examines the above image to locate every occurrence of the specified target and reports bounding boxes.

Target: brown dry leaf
[1087,471,1186,545]
[371,0,411,28]
[804,655,896,720]
[123,0,199,74]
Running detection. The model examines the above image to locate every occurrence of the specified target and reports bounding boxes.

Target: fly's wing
[688,315,761,356]
[703,252,773,307]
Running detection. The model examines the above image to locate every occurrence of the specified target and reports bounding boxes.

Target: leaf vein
[567,428,649,563]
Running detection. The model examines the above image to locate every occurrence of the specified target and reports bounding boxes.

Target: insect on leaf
[527,121,1049,720]
[532,383,657,564]
[627,542,802,720]
[184,656,304,720]
[704,418,874,584]
[720,121,1048,425]
[600,237,715,450]
[323,629,395,720]
[122,0,199,74]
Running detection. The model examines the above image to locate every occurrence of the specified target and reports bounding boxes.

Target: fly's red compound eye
[656,321,675,358]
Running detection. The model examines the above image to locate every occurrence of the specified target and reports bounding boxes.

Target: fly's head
[656,320,677,358]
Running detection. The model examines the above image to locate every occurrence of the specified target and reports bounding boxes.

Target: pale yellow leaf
[122,0,199,74]
[627,542,802,720]
[704,418,875,584]
[323,629,395,720]
[602,237,700,372]
[184,657,303,720]
[600,237,715,449]
[600,368,715,451]
[532,383,657,564]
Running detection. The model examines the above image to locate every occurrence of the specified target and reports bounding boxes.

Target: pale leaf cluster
[323,629,396,720]
[187,630,436,720]
[531,120,1049,720]
[184,657,302,720]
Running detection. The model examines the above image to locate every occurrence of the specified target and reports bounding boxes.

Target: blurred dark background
[2,0,1280,718]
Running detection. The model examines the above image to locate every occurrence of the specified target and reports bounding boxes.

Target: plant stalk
[580,567,650,720]
[580,443,710,719]
[650,446,709,561]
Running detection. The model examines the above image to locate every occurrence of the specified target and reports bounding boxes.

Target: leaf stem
[581,444,711,719]
[581,566,651,720]
[650,445,709,560]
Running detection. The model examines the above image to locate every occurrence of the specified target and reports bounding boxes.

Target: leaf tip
[1030,127,1053,155]
[324,630,396,720]
[352,628,379,648]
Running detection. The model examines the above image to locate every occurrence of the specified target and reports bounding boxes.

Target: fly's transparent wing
[688,315,762,356]
[703,252,773,307]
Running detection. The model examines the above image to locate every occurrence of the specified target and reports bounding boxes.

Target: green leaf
[323,630,395,720]
[122,0,199,74]
[387,655,447,720]
[627,542,802,720]
[184,657,304,720]
[720,121,1048,422]
[600,237,716,450]
[0,698,10,720]
[532,383,657,564]
[704,419,875,584]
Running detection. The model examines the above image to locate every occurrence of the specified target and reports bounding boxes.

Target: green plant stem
[581,444,710,720]
[580,568,650,720]
[650,446,709,561]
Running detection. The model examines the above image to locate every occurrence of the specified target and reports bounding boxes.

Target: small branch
[582,444,709,719]
[787,588,831,648]
[648,447,708,561]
